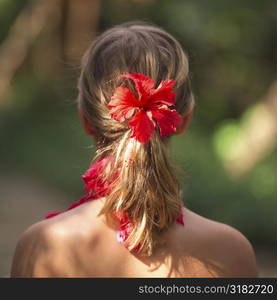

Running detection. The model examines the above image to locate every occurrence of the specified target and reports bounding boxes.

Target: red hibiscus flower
[108,73,182,143]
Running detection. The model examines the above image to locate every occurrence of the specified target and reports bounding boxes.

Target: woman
[11,22,258,277]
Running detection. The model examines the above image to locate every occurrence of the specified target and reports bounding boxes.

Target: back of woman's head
[77,21,194,256]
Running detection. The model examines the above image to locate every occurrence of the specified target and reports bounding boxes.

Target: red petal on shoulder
[128,110,155,143]
[45,211,61,219]
[122,73,155,100]
[108,86,139,122]
[82,157,109,184]
[149,80,176,106]
[151,107,182,136]
[176,214,184,226]
[82,156,118,196]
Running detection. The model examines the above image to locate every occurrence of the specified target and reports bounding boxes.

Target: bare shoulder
[10,217,72,277]
[11,200,105,278]
[183,208,258,277]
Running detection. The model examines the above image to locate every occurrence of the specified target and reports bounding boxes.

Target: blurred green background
[0,0,276,277]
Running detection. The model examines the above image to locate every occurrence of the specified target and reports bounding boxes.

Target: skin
[10,113,258,278]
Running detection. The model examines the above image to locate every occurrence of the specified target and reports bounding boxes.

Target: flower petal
[45,211,61,219]
[122,73,155,100]
[82,157,109,185]
[108,86,139,122]
[45,156,117,220]
[149,79,176,106]
[128,110,155,143]
[151,107,182,137]
[176,213,185,226]
[82,156,119,196]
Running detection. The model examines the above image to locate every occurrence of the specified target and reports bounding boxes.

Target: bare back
[11,198,258,277]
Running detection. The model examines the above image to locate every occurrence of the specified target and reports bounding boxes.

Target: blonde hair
[77,21,194,256]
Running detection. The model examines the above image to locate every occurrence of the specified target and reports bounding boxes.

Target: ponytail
[97,130,182,256]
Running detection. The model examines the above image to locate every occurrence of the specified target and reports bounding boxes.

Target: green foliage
[0,0,25,41]
[0,75,94,198]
